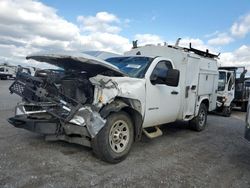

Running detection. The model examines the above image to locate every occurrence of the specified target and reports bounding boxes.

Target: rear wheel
[92,111,134,163]
[190,103,207,131]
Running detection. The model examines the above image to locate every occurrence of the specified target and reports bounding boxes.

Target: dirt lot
[0,80,250,188]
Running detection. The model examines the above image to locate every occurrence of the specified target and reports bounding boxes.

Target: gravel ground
[0,80,250,188]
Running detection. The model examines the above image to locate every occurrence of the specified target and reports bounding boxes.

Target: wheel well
[201,99,209,110]
[121,107,143,141]
[99,100,143,141]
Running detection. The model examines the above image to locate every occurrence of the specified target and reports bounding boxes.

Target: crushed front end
[8,69,105,147]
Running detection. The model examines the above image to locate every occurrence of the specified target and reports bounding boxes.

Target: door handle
[171,91,179,95]
[191,85,196,90]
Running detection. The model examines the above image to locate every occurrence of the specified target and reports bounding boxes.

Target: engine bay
[10,69,94,121]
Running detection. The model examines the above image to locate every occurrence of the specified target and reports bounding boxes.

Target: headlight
[222,96,228,102]
[217,96,227,103]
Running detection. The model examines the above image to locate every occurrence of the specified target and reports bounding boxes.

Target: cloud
[231,13,250,38]
[0,0,80,66]
[0,0,132,67]
[71,33,130,53]
[219,45,250,69]
[204,31,220,38]
[134,34,164,46]
[77,12,121,34]
[0,0,80,41]
[207,33,234,46]
[206,13,250,47]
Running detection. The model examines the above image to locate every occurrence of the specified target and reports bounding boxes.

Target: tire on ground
[92,111,134,163]
[190,103,208,131]
[222,106,232,117]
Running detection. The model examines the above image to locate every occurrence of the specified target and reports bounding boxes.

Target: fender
[99,100,129,118]
[195,96,209,116]
[100,99,143,141]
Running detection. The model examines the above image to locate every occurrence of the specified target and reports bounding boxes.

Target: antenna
[175,38,181,47]
[132,40,138,49]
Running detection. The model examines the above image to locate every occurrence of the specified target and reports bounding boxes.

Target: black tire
[222,106,232,117]
[190,103,208,131]
[92,111,134,163]
[241,102,247,112]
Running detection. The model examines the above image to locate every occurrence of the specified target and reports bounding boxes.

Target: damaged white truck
[8,42,219,163]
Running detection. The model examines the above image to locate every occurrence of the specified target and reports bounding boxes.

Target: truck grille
[9,80,83,122]
[9,80,25,96]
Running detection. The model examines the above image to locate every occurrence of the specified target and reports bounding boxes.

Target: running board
[143,126,163,139]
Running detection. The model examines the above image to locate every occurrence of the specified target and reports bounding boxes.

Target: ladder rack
[183,43,220,59]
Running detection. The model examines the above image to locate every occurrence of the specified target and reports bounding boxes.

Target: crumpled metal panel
[70,106,106,138]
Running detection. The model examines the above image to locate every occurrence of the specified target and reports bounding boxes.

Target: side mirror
[150,74,158,85]
[165,69,180,87]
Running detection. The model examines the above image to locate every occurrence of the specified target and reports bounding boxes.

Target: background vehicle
[0,64,17,79]
[245,98,250,141]
[215,69,235,116]
[219,66,250,112]
[8,42,219,163]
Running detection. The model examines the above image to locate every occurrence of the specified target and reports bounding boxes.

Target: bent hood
[26,52,127,77]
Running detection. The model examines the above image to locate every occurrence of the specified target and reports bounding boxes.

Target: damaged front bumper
[8,114,92,147]
[8,102,106,147]
[8,115,59,134]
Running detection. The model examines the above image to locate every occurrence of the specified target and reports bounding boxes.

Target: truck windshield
[218,72,226,91]
[105,57,152,78]
[0,67,4,72]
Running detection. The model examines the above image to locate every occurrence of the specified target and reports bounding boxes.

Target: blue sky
[41,0,250,52]
[0,0,249,68]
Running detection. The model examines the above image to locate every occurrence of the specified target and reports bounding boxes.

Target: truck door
[226,72,235,105]
[143,59,181,127]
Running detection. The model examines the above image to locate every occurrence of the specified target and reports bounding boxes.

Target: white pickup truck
[8,43,218,163]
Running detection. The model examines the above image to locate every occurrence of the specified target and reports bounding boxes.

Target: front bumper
[8,115,91,147]
[8,115,59,134]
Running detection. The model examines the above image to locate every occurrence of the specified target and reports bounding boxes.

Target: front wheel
[190,103,208,131]
[222,106,232,117]
[92,111,134,163]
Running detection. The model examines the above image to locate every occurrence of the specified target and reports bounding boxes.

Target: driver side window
[150,60,173,85]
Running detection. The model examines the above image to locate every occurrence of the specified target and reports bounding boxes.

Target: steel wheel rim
[199,109,206,126]
[109,120,130,153]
